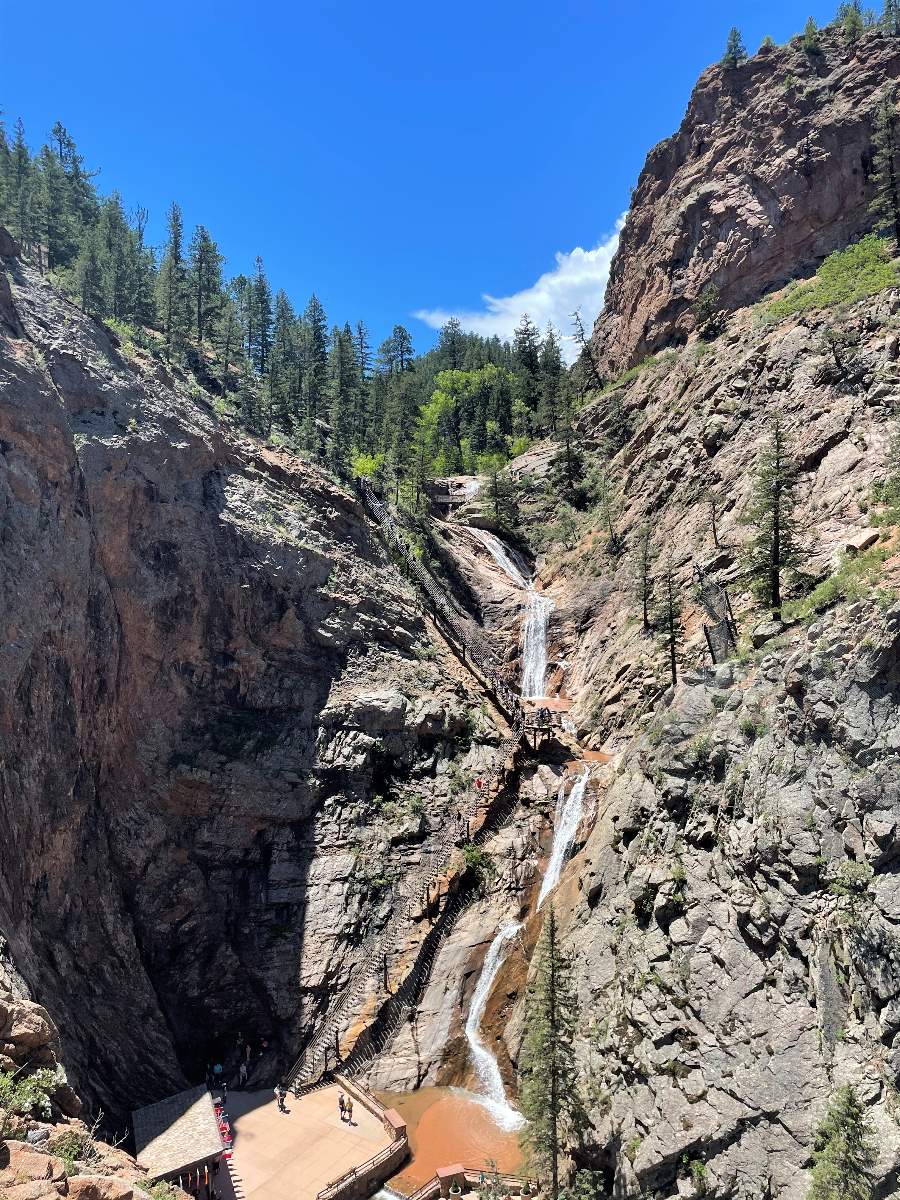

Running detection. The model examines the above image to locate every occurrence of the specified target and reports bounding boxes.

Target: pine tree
[870,90,900,244]
[519,906,585,1200]
[157,201,189,359]
[807,1085,875,1200]
[352,320,373,446]
[538,325,564,434]
[327,323,357,471]
[883,0,900,34]
[267,290,297,433]
[803,16,822,54]
[9,119,43,251]
[838,1,865,40]
[74,225,105,316]
[188,226,224,345]
[721,27,748,67]
[300,294,330,448]
[37,144,77,268]
[742,416,803,619]
[437,316,465,369]
[513,314,542,434]
[571,309,604,392]
[251,256,273,374]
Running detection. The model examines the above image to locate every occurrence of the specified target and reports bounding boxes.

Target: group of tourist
[205,1031,271,1095]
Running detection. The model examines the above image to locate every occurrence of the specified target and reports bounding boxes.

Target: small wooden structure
[132,1085,224,1184]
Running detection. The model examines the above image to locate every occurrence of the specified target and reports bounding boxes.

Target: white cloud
[413,214,626,364]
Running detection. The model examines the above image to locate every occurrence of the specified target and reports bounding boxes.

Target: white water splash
[469,528,553,698]
[464,921,526,1131]
[537,768,590,910]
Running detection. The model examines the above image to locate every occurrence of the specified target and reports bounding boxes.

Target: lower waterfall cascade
[463,920,526,1132]
[537,767,590,911]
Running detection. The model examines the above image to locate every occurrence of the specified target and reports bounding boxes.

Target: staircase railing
[283,481,527,1093]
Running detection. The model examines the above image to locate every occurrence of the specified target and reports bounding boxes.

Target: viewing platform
[227,1082,404,1200]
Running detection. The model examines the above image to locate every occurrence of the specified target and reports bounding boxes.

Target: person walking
[238,1060,248,1087]
[274,1084,287,1113]
[338,1092,346,1122]
[346,1098,354,1125]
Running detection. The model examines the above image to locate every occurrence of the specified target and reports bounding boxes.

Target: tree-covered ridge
[0,114,573,497]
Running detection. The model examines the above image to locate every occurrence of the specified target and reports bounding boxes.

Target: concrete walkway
[226,1086,392,1200]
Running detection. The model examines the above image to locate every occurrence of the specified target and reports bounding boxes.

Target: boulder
[751,620,785,649]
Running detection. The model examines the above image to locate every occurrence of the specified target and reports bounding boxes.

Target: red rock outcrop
[592,25,900,374]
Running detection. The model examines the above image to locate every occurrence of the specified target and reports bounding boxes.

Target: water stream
[468,527,553,698]
[537,768,590,910]
[463,921,526,1131]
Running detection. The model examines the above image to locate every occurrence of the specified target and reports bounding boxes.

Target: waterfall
[464,921,526,1132]
[469,528,553,698]
[537,768,589,910]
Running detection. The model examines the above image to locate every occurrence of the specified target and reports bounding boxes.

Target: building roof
[132,1085,223,1180]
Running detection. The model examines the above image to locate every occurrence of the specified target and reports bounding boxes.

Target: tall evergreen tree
[519,906,585,1200]
[571,309,604,392]
[300,294,330,448]
[742,416,803,619]
[803,16,822,53]
[353,320,373,445]
[327,323,357,471]
[870,90,900,244]
[267,290,297,433]
[538,325,564,434]
[188,225,224,345]
[251,256,273,374]
[721,27,748,66]
[513,314,542,435]
[74,224,105,316]
[883,0,900,34]
[437,316,466,370]
[157,201,189,359]
[838,1,865,40]
[37,144,77,268]
[807,1085,875,1200]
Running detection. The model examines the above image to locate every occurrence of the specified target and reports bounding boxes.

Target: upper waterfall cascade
[468,527,553,699]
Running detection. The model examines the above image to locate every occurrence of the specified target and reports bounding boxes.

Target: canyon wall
[0,237,501,1120]
[591,25,900,375]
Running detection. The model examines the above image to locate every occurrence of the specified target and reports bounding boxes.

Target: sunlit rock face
[592,26,900,375]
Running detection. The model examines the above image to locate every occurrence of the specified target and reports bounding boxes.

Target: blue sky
[4,0,839,357]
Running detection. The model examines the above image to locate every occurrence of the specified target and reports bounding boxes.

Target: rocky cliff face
[592,25,900,375]
[495,273,900,1192]
[0,237,502,1121]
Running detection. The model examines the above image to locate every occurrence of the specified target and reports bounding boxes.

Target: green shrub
[739,714,765,740]
[688,733,713,767]
[829,859,874,897]
[762,235,897,322]
[782,544,891,621]
[462,843,494,877]
[0,1066,67,1136]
